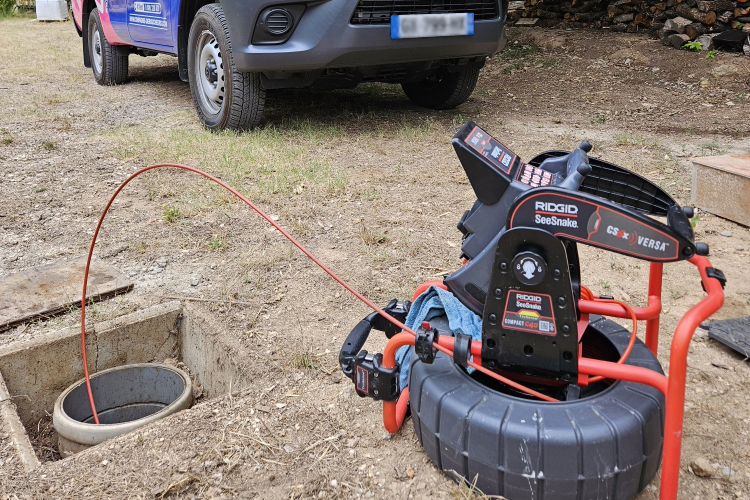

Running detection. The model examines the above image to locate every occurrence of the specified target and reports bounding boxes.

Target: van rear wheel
[88,8,128,85]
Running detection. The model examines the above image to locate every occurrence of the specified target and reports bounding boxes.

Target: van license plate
[391,13,474,39]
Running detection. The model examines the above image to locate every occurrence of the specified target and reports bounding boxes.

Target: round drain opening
[53,363,193,457]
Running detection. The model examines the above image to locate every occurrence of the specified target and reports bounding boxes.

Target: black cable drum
[408,315,665,500]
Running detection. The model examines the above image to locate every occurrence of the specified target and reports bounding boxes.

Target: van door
[127,0,173,48]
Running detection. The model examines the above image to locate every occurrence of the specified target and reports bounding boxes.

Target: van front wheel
[188,4,265,131]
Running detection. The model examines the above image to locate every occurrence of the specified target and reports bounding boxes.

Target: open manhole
[0,301,251,466]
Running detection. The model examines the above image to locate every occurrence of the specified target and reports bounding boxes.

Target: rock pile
[508,0,750,54]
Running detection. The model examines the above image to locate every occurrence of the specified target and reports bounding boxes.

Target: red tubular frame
[382,255,723,500]
[579,262,664,355]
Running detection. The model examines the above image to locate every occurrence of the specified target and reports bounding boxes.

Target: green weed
[207,235,227,252]
[701,138,726,156]
[163,206,180,223]
[614,133,658,146]
[683,41,703,52]
[0,0,16,16]
[690,213,700,228]
[359,225,387,246]
[500,42,541,60]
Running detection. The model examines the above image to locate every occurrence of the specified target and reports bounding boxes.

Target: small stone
[101,459,109,466]
[696,35,714,51]
[191,277,200,286]
[329,479,338,488]
[664,16,691,34]
[690,457,714,477]
[722,467,736,476]
[721,231,732,237]
[668,33,690,49]
[709,65,739,78]
[405,466,415,479]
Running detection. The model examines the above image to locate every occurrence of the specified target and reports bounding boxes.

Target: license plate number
[391,13,474,39]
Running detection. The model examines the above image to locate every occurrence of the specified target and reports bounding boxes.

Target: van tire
[188,3,265,131]
[88,9,129,85]
[401,67,480,110]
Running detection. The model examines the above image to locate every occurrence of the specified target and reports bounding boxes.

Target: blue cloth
[396,286,482,390]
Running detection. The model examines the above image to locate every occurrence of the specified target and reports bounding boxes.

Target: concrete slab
[0,301,181,426]
[0,372,39,471]
[0,257,133,332]
[692,153,750,226]
[179,303,250,399]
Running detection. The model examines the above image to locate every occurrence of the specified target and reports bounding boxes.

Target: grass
[107,124,351,206]
[497,41,545,74]
[614,133,658,146]
[700,138,727,156]
[207,235,227,251]
[294,349,318,370]
[0,0,17,17]
[359,225,387,246]
[448,474,498,500]
[163,206,180,223]
[500,42,541,60]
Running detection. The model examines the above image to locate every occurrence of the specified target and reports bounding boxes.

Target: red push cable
[81,164,637,426]
[81,164,414,424]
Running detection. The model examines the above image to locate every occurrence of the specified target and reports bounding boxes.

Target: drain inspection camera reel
[339,122,726,500]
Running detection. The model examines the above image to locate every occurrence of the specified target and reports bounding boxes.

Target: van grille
[350,0,499,25]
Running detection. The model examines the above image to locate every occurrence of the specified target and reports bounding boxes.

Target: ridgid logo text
[533,201,579,228]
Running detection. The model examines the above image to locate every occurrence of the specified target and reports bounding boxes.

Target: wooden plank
[692,154,750,227]
[0,257,133,331]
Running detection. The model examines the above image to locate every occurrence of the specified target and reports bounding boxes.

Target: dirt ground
[1,16,750,500]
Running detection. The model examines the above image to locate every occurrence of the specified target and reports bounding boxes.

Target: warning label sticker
[464,125,518,174]
[501,290,556,336]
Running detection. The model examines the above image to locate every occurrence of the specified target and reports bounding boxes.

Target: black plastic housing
[251,5,306,45]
